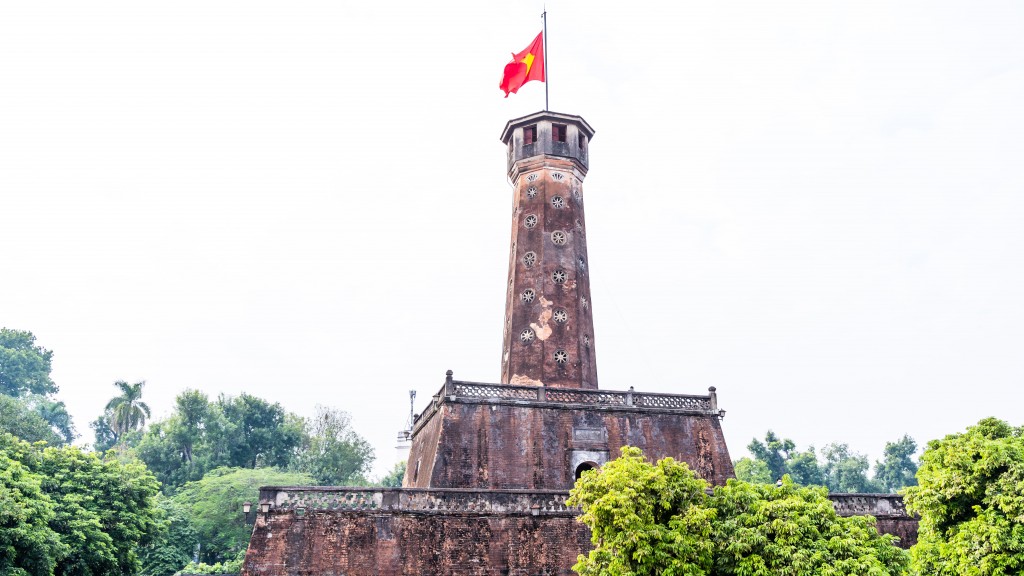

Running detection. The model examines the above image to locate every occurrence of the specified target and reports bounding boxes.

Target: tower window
[524,125,538,145]
[578,133,587,149]
[553,124,567,142]
[553,308,568,324]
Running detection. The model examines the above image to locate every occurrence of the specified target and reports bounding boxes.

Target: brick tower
[399,111,734,491]
[242,111,916,576]
[500,112,598,389]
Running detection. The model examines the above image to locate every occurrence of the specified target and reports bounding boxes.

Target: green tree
[293,405,374,485]
[903,418,1024,575]
[711,478,908,575]
[747,430,795,481]
[139,496,199,576]
[89,413,120,453]
[34,443,162,576]
[0,433,68,576]
[569,446,909,576]
[0,328,56,397]
[379,461,407,487]
[172,467,314,564]
[786,446,826,487]
[567,446,714,575]
[874,435,918,493]
[822,442,882,493]
[732,457,771,484]
[0,394,63,445]
[23,395,75,444]
[0,433,161,576]
[104,380,152,440]
[218,393,304,469]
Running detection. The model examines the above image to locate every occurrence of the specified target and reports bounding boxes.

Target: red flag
[499,32,545,98]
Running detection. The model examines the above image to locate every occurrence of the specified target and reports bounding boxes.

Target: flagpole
[542,7,549,111]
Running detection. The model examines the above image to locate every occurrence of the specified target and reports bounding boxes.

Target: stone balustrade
[262,486,575,516]
[259,486,912,520]
[828,493,909,518]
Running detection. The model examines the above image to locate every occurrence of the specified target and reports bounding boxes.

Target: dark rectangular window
[578,133,586,149]
[553,124,567,142]
[524,125,537,145]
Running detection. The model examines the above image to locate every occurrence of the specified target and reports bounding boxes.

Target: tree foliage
[0,328,56,397]
[822,442,880,493]
[0,329,75,444]
[292,405,373,485]
[570,446,909,576]
[104,380,152,439]
[568,446,715,575]
[903,418,1024,576]
[711,478,907,575]
[0,435,67,576]
[379,461,407,488]
[0,433,161,576]
[139,496,199,576]
[134,390,371,492]
[738,431,917,493]
[172,467,315,564]
[0,394,64,445]
[874,435,918,493]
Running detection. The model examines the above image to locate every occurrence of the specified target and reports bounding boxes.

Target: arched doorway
[574,461,598,481]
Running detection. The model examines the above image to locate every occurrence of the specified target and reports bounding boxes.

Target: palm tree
[105,380,151,439]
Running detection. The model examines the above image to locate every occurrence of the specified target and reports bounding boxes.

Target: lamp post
[243,501,253,525]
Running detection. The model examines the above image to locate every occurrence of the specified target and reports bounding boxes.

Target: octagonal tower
[500,111,598,389]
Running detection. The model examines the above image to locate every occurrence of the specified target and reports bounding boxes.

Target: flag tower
[499,111,597,389]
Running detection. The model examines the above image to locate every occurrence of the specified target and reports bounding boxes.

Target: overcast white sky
[2,1,1022,479]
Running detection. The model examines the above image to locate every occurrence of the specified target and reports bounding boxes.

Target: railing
[829,493,909,517]
[263,487,574,515]
[444,372,716,412]
[409,371,722,435]
[260,487,912,519]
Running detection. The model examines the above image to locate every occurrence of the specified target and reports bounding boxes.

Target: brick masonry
[240,488,918,576]
[404,377,734,490]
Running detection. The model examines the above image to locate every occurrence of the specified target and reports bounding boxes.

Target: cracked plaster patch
[531,297,554,340]
[510,374,543,386]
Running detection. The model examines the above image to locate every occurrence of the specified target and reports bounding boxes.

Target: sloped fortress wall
[241,487,590,576]
[239,489,918,576]
[403,375,734,490]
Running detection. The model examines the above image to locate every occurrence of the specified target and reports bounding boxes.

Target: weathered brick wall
[240,488,918,576]
[241,488,589,576]
[829,493,919,548]
[405,381,734,490]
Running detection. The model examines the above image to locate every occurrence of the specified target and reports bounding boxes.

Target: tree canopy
[104,380,152,440]
[903,418,1024,575]
[569,446,909,576]
[0,394,64,445]
[133,390,371,492]
[736,430,919,493]
[0,432,161,576]
[0,328,57,397]
[172,467,315,564]
[0,329,75,444]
